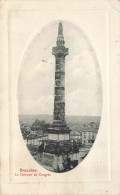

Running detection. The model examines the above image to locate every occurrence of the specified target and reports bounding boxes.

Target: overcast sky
[18,20,102,116]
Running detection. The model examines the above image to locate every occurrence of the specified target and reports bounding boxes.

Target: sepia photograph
[18,20,102,173]
[1,0,120,194]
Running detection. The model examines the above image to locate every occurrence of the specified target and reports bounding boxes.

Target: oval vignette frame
[17,20,102,173]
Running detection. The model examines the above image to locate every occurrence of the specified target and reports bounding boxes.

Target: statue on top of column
[58,21,63,35]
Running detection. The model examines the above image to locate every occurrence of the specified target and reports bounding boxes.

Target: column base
[37,152,81,173]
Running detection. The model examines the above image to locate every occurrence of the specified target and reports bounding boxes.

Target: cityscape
[19,114,100,172]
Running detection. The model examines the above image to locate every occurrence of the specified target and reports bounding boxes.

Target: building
[26,134,48,145]
[81,128,98,146]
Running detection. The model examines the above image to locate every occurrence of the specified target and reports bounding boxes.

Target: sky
[18,20,102,116]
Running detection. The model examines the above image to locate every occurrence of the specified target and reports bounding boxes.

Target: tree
[31,119,52,133]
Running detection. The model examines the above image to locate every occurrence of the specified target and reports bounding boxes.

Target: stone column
[52,21,68,128]
[54,56,65,123]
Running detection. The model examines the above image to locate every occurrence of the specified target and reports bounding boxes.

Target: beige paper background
[0,0,120,194]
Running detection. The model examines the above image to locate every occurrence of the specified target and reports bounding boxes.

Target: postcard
[0,0,120,194]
